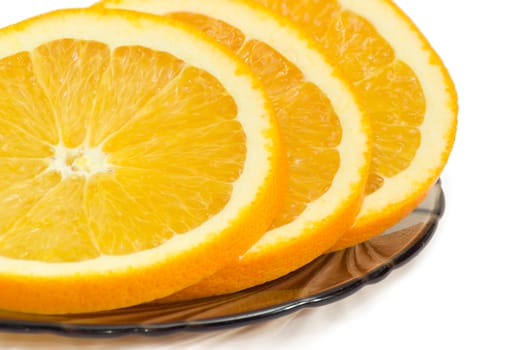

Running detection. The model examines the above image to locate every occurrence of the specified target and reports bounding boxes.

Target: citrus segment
[31,40,111,148]
[0,117,53,158]
[0,159,49,192]
[0,9,284,314]
[0,176,96,262]
[0,172,61,236]
[101,0,371,298]
[89,45,186,147]
[0,52,59,146]
[251,0,457,247]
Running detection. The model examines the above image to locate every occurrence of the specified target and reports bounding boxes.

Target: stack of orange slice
[0,0,456,315]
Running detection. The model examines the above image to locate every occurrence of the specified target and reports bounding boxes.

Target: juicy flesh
[168,13,341,228]
[255,0,426,194]
[0,40,245,262]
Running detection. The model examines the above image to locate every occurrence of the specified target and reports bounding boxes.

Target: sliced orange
[100,0,372,298]
[246,0,458,249]
[0,9,285,314]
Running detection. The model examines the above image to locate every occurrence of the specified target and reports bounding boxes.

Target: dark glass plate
[0,181,444,337]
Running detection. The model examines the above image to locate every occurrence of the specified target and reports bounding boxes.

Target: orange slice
[0,9,285,314]
[100,0,372,298]
[249,0,458,249]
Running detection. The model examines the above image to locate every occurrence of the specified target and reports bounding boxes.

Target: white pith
[46,143,112,178]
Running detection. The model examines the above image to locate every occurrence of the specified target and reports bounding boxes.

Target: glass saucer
[0,181,444,337]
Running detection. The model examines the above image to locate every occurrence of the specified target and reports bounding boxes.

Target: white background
[0,0,518,349]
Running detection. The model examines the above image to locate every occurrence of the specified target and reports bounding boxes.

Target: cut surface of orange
[0,9,285,314]
[100,0,372,298]
[248,0,458,249]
